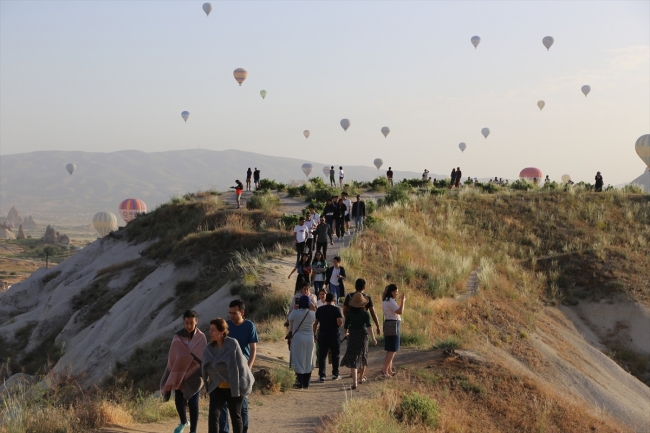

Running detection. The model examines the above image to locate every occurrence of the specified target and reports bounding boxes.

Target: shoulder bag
[285,310,310,349]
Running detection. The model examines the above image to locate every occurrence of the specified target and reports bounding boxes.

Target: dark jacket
[450,169,456,181]
[314,222,333,244]
[325,266,346,294]
[333,204,347,220]
[351,201,366,218]
[323,203,337,221]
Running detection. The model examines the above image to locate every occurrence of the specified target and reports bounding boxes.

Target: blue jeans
[355,216,364,231]
[329,284,340,303]
[219,397,248,433]
[314,281,324,296]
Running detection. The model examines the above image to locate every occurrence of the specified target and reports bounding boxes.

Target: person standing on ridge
[455,167,462,188]
[339,166,345,189]
[329,166,336,187]
[293,217,309,262]
[230,180,244,209]
[245,168,252,192]
[219,300,258,433]
[314,292,343,382]
[595,171,604,192]
[351,195,366,232]
[386,167,394,187]
[449,168,456,189]
[253,168,261,190]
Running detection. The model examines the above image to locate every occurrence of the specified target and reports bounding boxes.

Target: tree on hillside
[42,246,55,269]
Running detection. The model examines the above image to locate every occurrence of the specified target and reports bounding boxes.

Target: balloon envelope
[561,174,571,184]
[471,36,481,49]
[458,142,467,153]
[202,3,212,16]
[340,118,350,131]
[542,36,554,51]
[260,90,267,99]
[181,111,190,122]
[301,163,313,177]
[233,68,248,86]
[537,100,545,110]
[303,130,310,139]
[635,134,650,169]
[373,158,383,169]
[322,166,330,176]
[381,127,390,138]
[66,163,76,175]
[92,212,118,237]
[581,85,591,97]
[519,167,543,180]
[481,128,490,138]
[118,199,147,224]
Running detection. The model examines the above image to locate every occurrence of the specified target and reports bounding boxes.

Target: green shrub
[365,199,376,215]
[543,181,560,190]
[509,179,534,191]
[399,392,440,428]
[371,176,390,191]
[433,335,460,350]
[268,365,296,393]
[286,186,301,197]
[258,178,286,192]
[479,182,499,194]
[433,178,451,188]
[246,190,280,211]
[380,184,413,206]
[279,213,300,230]
[399,178,431,188]
[622,184,644,193]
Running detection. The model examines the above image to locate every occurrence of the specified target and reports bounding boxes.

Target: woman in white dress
[381,284,405,377]
[288,295,316,389]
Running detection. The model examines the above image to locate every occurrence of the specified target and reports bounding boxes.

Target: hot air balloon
[635,134,650,169]
[381,127,390,138]
[340,119,350,132]
[92,212,118,237]
[181,111,190,122]
[260,90,267,100]
[66,163,76,175]
[373,158,383,170]
[519,167,543,181]
[118,199,147,224]
[581,85,591,97]
[233,68,248,86]
[202,3,212,16]
[537,100,545,111]
[561,174,571,184]
[481,128,490,139]
[459,142,467,153]
[301,163,313,177]
[542,36,554,51]
[322,166,330,177]
[303,130,310,139]
[471,36,481,49]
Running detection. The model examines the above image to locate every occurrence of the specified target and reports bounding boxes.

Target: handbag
[285,310,310,348]
[383,320,398,337]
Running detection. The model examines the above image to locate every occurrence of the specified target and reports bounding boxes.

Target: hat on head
[299,295,311,309]
[348,292,368,308]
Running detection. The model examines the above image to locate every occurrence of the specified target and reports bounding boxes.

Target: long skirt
[289,331,315,374]
[340,329,368,369]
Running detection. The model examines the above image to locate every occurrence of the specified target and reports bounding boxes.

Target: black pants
[295,242,305,262]
[175,390,199,433]
[209,388,244,433]
[335,218,345,238]
[316,242,328,260]
[295,372,312,389]
[318,336,340,378]
[305,238,314,259]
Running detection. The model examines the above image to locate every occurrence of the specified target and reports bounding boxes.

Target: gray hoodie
[201,337,254,397]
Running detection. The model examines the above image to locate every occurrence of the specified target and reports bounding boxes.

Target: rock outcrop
[56,234,70,245]
[631,168,650,193]
[0,228,15,240]
[17,225,26,239]
[6,206,21,226]
[43,225,56,243]
[23,216,38,230]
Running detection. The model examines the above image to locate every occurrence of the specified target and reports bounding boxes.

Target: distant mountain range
[0,149,432,217]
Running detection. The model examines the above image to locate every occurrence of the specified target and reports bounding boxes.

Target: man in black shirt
[386,167,394,187]
[342,278,380,337]
[314,293,344,382]
[253,167,261,189]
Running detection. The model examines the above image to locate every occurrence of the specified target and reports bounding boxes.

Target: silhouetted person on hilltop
[455,167,462,188]
[595,171,604,192]
[450,168,456,189]
[245,168,252,191]
[329,166,336,187]
[253,168,260,189]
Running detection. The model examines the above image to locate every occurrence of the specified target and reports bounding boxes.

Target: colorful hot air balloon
[202,3,212,16]
[303,130,310,139]
[66,163,76,175]
[260,90,267,100]
[118,199,147,224]
[581,85,591,97]
[458,142,467,153]
[340,119,350,132]
[301,163,313,177]
[181,111,190,122]
[92,212,118,237]
[481,128,490,139]
[561,174,571,184]
[519,167,543,181]
[537,101,545,111]
[542,36,554,51]
[233,68,248,86]
[381,127,390,138]
[635,134,650,169]
[373,158,383,169]
[322,166,330,177]
[471,36,481,49]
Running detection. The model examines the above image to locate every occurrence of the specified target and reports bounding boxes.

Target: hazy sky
[1,1,648,184]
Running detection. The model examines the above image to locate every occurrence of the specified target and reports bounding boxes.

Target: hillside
[0,149,427,219]
[1,184,649,432]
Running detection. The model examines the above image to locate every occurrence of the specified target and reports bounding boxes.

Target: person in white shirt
[293,217,309,262]
[381,284,405,378]
[341,192,352,234]
[304,217,316,260]
[338,166,345,189]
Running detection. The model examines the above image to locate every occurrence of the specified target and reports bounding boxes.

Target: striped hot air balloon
[118,199,147,224]
[519,167,543,181]
[233,68,248,86]
[92,212,118,237]
[635,134,650,169]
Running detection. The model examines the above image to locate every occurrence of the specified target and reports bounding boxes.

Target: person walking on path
[455,167,462,188]
[338,166,345,189]
[341,293,377,390]
[322,198,336,236]
[351,195,366,232]
[253,168,261,190]
[291,281,318,310]
[304,212,316,260]
[325,256,346,303]
[161,310,208,433]
[288,295,316,389]
[381,284,405,378]
[245,168,252,192]
[341,192,352,234]
[314,292,344,382]
[288,253,312,293]
[343,279,381,340]
[202,318,254,433]
[230,180,244,209]
[314,216,334,260]
[312,251,328,295]
[334,198,347,240]
[386,167,394,187]
[449,168,456,189]
[595,171,604,192]
[293,217,309,262]
[307,205,320,227]
[219,300,258,433]
[329,166,336,187]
